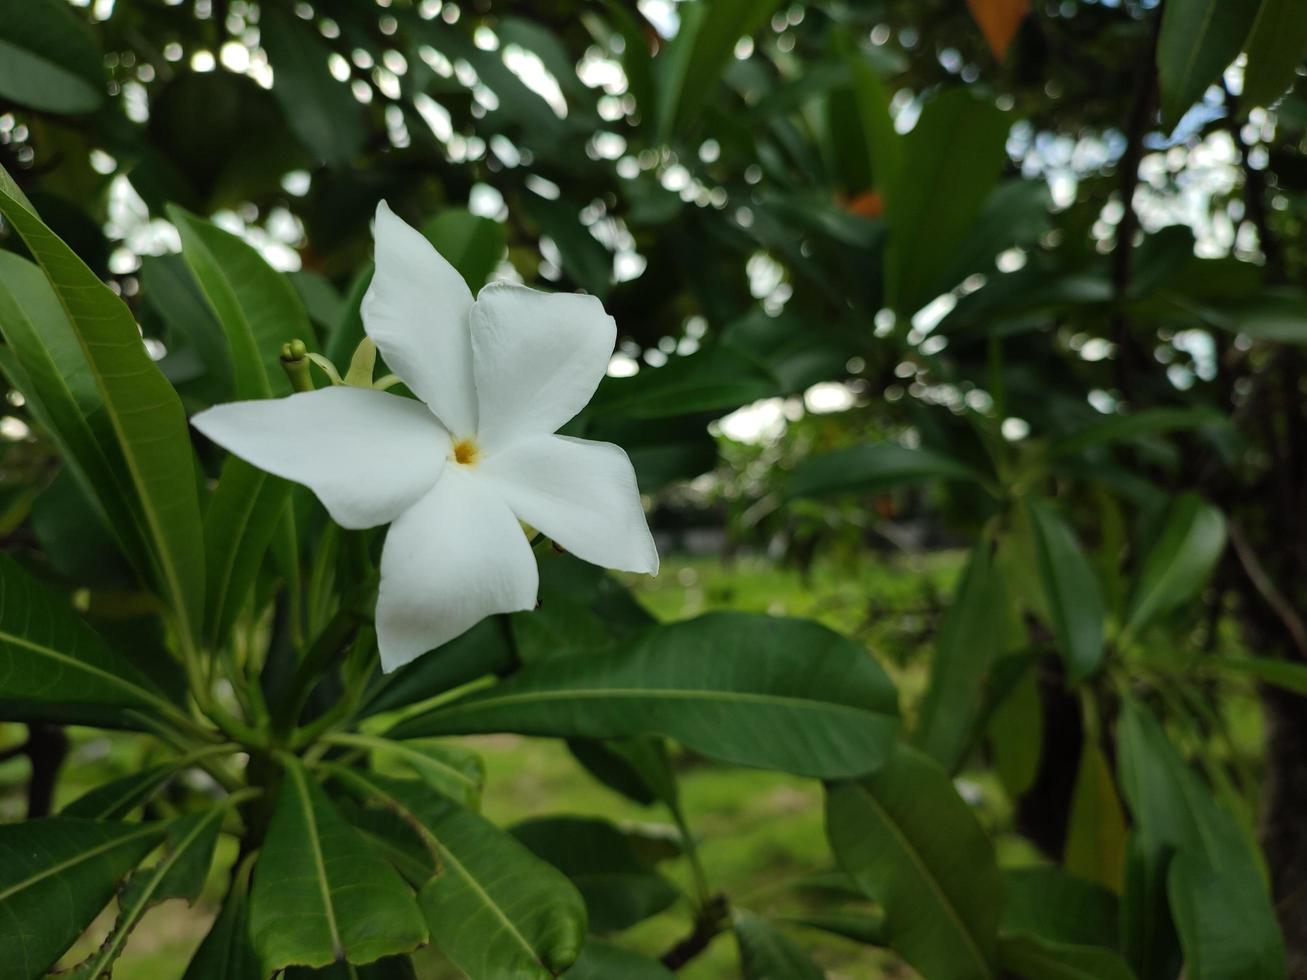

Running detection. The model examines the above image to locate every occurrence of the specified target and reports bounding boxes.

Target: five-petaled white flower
[192,202,659,672]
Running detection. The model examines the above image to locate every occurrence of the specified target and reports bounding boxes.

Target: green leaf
[0,186,206,644]
[360,617,515,718]
[1026,500,1104,681]
[202,458,292,649]
[0,0,103,113]
[987,662,1041,798]
[1045,407,1228,460]
[422,210,506,292]
[787,443,989,499]
[1117,700,1285,980]
[391,612,899,780]
[182,858,262,980]
[913,542,1009,771]
[1062,742,1128,895]
[1124,493,1226,634]
[1207,655,1307,696]
[562,941,675,979]
[169,205,310,400]
[998,935,1138,980]
[63,763,177,819]
[1157,0,1260,128]
[327,733,484,809]
[0,250,151,583]
[65,808,225,980]
[657,0,782,138]
[826,744,1000,980]
[511,816,679,933]
[260,6,365,167]
[883,89,1010,315]
[169,205,309,646]
[591,344,780,420]
[0,552,184,729]
[283,957,417,979]
[734,910,826,979]
[521,193,611,297]
[0,818,164,979]
[1243,0,1307,107]
[568,736,679,809]
[248,758,427,973]
[1001,867,1118,948]
[844,46,901,197]
[326,767,587,980]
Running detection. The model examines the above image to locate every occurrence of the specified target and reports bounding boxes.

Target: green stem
[669,799,712,910]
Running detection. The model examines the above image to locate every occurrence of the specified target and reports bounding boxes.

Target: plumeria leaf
[248,758,427,973]
[561,942,675,979]
[0,185,206,644]
[182,858,262,980]
[324,766,587,980]
[734,910,827,979]
[0,552,186,730]
[826,744,1002,980]
[0,0,104,113]
[390,612,899,779]
[0,818,164,979]
[62,763,178,819]
[511,816,679,933]
[64,808,225,980]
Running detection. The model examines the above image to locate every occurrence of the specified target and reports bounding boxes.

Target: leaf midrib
[0,824,160,903]
[848,781,995,979]
[287,762,345,958]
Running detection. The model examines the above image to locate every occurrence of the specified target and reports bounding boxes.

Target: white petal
[375,467,538,671]
[362,201,478,435]
[192,386,449,530]
[469,282,615,450]
[479,434,658,575]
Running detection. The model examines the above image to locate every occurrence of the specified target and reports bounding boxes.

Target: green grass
[10,550,964,979]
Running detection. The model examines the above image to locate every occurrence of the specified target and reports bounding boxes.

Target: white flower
[192,202,658,672]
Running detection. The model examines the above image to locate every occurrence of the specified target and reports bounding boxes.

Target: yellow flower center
[452,438,479,466]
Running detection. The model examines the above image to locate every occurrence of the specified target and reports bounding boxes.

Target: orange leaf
[965,0,1030,62]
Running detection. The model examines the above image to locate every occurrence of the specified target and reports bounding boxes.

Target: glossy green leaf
[568,735,679,809]
[0,186,206,644]
[787,442,988,499]
[914,541,1009,771]
[512,816,679,933]
[844,46,901,196]
[883,89,1010,315]
[1063,742,1128,895]
[562,941,675,979]
[998,935,1138,980]
[65,808,225,979]
[326,767,587,980]
[826,744,1001,980]
[391,612,899,779]
[1243,0,1307,107]
[182,858,262,980]
[423,209,506,292]
[1125,494,1226,634]
[0,818,164,979]
[1157,0,1259,128]
[1027,500,1104,681]
[261,6,365,166]
[735,910,826,979]
[0,552,184,730]
[0,0,103,113]
[283,956,417,980]
[1118,701,1285,979]
[248,758,427,973]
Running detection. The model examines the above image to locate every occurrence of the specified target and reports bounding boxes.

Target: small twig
[659,894,730,971]
[1229,521,1307,661]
